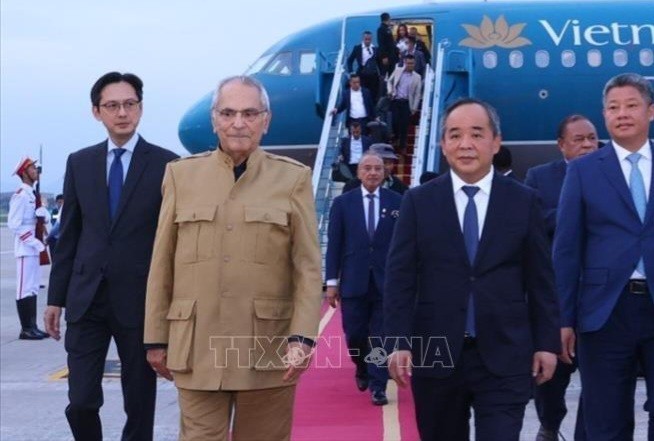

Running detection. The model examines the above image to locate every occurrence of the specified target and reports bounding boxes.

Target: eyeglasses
[214,108,267,123]
[99,100,141,114]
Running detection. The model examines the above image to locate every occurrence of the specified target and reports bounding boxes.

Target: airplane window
[613,49,628,67]
[264,52,293,75]
[641,49,654,67]
[561,50,576,68]
[587,49,602,67]
[483,51,497,69]
[509,51,524,68]
[299,52,316,74]
[245,54,273,75]
[535,50,549,68]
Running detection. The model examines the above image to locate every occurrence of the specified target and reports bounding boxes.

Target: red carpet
[291,302,420,441]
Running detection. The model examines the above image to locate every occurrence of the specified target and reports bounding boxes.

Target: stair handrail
[312,19,349,196]
[426,40,449,174]
[411,64,435,187]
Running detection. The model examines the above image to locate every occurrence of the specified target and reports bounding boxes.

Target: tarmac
[0,225,648,440]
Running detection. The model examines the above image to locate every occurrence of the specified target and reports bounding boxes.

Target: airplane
[178,0,654,183]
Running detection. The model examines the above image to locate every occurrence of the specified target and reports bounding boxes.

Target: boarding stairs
[311,32,475,276]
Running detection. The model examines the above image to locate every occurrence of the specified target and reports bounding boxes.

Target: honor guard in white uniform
[8,157,50,340]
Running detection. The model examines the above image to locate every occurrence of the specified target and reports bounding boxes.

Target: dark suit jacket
[347,44,379,75]
[343,175,408,195]
[326,187,402,297]
[48,137,178,327]
[377,23,397,64]
[525,159,567,238]
[339,135,373,165]
[384,173,560,378]
[554,142,654,333]
[335,86,375,120]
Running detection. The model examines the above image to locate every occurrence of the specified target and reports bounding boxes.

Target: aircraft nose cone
[178,92,215,154]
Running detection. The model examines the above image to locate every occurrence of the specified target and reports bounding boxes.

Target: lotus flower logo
[460,15,532,49]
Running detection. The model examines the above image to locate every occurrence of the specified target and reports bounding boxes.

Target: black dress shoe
[355,374,369,392]
[535,425,558,441]
[371,390,388,406]
[32,328,50,339]
[19,329,45,340]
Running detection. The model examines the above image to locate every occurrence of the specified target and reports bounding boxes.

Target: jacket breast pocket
[252,298,293,370]
[166,299,197,373]
[244,206,289,264]
[174,206,217,263]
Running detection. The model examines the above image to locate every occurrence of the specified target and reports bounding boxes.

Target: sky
[1,0,425,193]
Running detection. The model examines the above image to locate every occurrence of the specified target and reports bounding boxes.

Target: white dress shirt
[450,168,495,239]
[362,43,375,66]
[349,89,367,118]
[613,140,651,279]
[349,137,363,165]
[106,133,138,184]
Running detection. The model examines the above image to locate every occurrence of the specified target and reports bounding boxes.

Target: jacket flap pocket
[582,268,608,286]
[166,299,197,320]
[174,206,217,223]
[244,206,288,226]
[253,299,293,320]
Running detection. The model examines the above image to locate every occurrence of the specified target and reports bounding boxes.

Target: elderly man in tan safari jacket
[144,75,322,441]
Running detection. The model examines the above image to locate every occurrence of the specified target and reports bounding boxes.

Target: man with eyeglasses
[44,71,178,441]
[144,75,322,440]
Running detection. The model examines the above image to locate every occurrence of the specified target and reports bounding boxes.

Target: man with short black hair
[347,31,381,103]
[45,71,178,441]
[332,74,375,130]
[554,73,654,441]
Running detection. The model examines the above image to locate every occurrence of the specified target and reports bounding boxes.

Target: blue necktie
[108,149,126,220]
[627,153,647,276]
[366,194,376,241]
[462,186,480,336]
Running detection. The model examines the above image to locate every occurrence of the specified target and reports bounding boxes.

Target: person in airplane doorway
[526,114,599,441]
[8,156,50,340]
[377,12,397,68]
[554,73,654,441]
[385,98,560,441]
[326,152,402,407]
[144,75,322,441]
[44,71,179,441]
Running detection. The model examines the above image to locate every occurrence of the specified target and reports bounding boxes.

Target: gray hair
[603,73,654,106]
[440,98,501,139]
[210,75,271,111]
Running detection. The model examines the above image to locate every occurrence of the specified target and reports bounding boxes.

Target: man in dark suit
[347,31,381,103]
[492,146,519,181]
[404,36,427,78]
[409,26,431,65]
[326,152,402,406]
[331,74,375,131]
[338,121,373,177]
[526,114,598,441]
[377,12,397,67]
[342,143,408,195]
[385,98,560,440]
[44,72,178,441]
[554,73,654,440]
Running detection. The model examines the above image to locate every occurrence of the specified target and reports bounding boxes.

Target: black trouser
[65,284,156,441]
[411,341,531,441]
[391,99,411,150]
[534,358,586,439]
